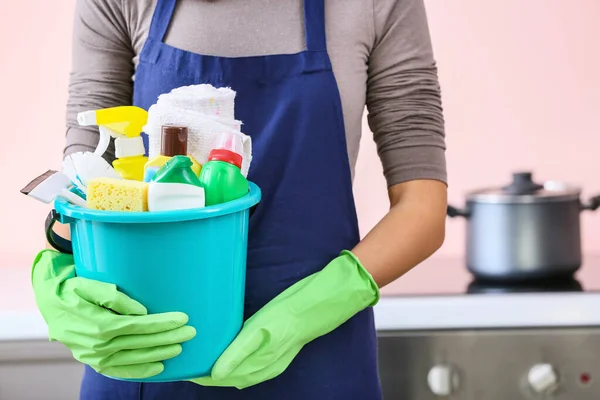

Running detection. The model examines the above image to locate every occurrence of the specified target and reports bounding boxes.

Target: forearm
[351,179,447,288]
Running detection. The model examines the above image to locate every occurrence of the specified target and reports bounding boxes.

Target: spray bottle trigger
[95,126,122,157]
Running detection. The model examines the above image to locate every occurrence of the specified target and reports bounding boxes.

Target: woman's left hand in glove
[190,250,379,389]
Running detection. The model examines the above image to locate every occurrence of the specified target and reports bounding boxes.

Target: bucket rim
[54,181,261,223]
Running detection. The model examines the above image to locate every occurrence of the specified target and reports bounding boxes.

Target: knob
[528,364,558,394]
[502,171,544,194]
[427,364,459,396]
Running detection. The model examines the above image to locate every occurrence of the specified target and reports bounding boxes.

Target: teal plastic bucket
[49,182,261,382]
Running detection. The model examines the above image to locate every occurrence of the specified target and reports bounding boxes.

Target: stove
[374,255,600,399]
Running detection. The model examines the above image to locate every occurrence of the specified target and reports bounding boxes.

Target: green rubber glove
[32,249,196,379]
[191,250,379,389]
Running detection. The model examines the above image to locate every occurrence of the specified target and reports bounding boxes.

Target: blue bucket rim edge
[54,181,262,224]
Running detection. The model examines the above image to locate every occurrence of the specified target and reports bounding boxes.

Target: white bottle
[148,182,205,212]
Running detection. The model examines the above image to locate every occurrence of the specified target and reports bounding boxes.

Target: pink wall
[355,0,600,260]
[2,0,600,270]
[0,0,74,268]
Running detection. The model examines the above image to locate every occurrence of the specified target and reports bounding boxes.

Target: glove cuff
[339,250,381,307]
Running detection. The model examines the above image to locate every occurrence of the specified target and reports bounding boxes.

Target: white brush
[62,151,122,194]
[21,170,88,208]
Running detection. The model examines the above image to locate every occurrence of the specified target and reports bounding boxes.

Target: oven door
[378,328,600,399]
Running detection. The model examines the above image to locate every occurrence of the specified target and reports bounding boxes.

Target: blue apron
[79,0,381,398]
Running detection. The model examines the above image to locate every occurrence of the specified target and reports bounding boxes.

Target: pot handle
[582,195,600,212]
[447,205,469,218]
[45,210,73,255]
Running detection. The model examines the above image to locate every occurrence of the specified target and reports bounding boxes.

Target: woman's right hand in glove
[31,249,196,379]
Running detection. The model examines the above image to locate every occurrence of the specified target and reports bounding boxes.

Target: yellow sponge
[87,178,149,212]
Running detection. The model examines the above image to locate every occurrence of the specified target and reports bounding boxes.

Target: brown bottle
[144,125,202,181]
[161,125,188,156]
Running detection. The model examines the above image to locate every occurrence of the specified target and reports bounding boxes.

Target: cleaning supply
[199,132,249,206]
[62,151,122,194]
[148,155,205,212]
[77,106,149,181]
[21,170,87,208]
[87,177,149,212]
[144,84,254,177]
[144,125,201,182]
[190,250,380,389]
[157,84,237,119]
[31,249,197,379]
[46,181,262,381]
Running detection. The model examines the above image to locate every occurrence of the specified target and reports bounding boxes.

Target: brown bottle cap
[161,125,188,157]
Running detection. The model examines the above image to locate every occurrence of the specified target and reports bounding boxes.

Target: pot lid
[467,172,581,204]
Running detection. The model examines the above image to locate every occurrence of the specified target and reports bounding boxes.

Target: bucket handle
[45,210,73,255]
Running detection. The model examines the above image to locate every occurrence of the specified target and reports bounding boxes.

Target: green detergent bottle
[148,155,206,211]
[200,132,249,206]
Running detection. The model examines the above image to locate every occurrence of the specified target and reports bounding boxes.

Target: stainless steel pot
[448,172,600,281]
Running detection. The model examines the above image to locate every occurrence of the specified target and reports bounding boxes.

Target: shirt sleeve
[366,0,447,187]
[65,0,135,162]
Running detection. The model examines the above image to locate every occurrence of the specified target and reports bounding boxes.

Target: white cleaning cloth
[157,84,236,119]
[145,84,252,177]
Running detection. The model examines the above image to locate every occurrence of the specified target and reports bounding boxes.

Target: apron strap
[148,0,178,42]
[304,0,327,52]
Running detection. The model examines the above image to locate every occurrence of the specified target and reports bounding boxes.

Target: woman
[32,0,447,398]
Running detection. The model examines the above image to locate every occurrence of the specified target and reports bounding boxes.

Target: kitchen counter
[377,253,600,330]
[3,254,600,341]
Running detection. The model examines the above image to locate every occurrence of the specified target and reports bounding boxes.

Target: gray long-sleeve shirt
[66,0,447,187]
